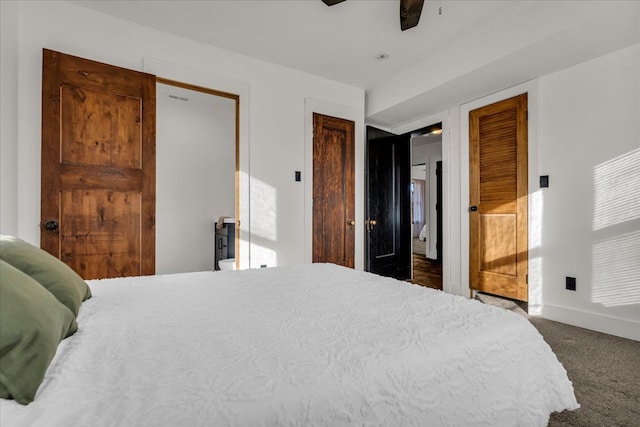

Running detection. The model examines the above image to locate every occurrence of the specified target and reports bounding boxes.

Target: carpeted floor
[531,317,640,427]
[475,293,640,427]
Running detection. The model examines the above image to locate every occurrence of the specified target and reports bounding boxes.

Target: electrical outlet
[540,175,549,188]
[566,276,576,291]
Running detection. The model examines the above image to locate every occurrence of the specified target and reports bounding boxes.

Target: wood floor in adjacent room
[410,253,442,290]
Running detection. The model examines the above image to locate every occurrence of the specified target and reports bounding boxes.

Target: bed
[419,224,428,241]
[1,248,578,426]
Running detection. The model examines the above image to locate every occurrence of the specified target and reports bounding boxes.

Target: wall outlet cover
[566,276,576,291]
[540,175,549,188]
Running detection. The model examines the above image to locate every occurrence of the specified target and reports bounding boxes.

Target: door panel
[41,49,156,279]
[60,189,141,278]
[367,130,411,279]
[61,84,142,168]
[469,94,528,301]
[480,214,516,275]
[312,113,355,268]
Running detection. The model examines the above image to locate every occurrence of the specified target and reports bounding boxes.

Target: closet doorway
[410,123,443,290]
[155,78,239,274]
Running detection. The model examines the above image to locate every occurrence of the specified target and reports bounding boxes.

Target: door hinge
[526,111,528,120]
[526,274,528,284]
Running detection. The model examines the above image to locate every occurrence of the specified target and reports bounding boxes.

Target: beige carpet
[475,293,640,426]
[531,317,640,427]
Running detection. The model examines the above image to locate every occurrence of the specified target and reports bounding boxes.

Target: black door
[366,127,411,279]
[436,160,443,263]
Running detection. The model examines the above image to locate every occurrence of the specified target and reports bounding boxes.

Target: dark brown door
[366,128,411,280]
[41,49,156,279]
[469,94,528,301]
[312,113,355,268]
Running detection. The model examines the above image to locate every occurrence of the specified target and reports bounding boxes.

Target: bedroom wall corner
[0,0,20,235]
[537,43,640,340]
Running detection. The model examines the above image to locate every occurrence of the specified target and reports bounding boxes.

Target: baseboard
[540,303,640,341]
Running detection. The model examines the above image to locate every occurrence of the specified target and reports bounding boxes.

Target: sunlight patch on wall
[527,190,543,315]
[528,256,543,315]
[251,243,278,268]
[250,176,277,242]
[592,230,640,307]
[529,190,543,249]
[593,148,640,230]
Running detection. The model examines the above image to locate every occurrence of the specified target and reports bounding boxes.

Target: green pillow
[0,235,91,316]
[0,260,78,405]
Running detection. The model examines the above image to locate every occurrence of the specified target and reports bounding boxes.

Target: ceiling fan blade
[400,0,424,31]
[322,0,346,5]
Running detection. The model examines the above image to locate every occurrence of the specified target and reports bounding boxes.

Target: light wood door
[469,94,528,301]
[41,49,156,279]
[312,113,355,268]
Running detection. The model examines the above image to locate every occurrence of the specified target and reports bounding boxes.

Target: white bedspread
[1,264,577,427]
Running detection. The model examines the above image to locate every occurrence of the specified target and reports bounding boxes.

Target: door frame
[312,113,355,267]
[365,121,444,280]
[304,99,364,269]
[142,58,251,270]
[156,77,240,270]
[460,80,540,306]
[392,112,451,294]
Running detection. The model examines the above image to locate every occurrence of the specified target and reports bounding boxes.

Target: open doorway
[410,123,443,290]
[155,78,239,274]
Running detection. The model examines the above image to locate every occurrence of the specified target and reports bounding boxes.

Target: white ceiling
[72,0,640,127]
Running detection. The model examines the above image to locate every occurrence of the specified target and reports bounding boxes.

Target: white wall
[536,43,639,340]
[396,44,639,341]
[1,1,365,270]
[0,1,19,235]
[156,83,236,274]
[411,164,426,181]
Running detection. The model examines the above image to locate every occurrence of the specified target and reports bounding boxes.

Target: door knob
[347,220,355,226]
[366,219,377,231]
[44,220,58,230]
[469,206,478,212]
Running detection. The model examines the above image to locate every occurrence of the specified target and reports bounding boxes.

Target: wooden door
[312,113,355,268]
[366,129,412,280]
[41,49,156,279]
[469,94,528,301]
